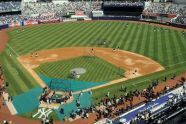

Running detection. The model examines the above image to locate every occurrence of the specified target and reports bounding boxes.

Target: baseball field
[0,21,186,104]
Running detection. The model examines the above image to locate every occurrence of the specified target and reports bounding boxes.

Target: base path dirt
[18,47,164,92]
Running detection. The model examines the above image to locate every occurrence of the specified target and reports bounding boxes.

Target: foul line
[6,43,20,57]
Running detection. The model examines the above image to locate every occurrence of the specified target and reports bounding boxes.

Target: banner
[71,15,88,19]
[40,12,55,18]
[24,20,38,25]
[63,18,77,22]
[168,14,177,19]
[66,11,75,16]
[38,18,60,24]
[92,11,104,17]
[0,24,8,30]
[75,11,84,16]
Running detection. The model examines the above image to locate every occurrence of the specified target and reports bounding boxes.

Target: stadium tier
[0,1,21,14]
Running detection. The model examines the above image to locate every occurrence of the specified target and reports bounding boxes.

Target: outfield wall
[92,16,140,21]
[0,24,9,30]
[1,18,186,31]
[140,19,186,29]
[92,17,186,29]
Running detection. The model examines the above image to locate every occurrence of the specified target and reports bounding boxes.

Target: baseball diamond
[0,1,186,124]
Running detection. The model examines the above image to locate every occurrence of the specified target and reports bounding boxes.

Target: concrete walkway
[2,92,17,115]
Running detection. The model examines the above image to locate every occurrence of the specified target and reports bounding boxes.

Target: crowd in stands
[0,1,186,25]
[0,1,103,24]
[171,15,186,25]
[22,1,102,18]
[0,15,23,24]
[103,1,144,7]
[0,1,21,13]
[143,2,186,24]
[143,2,186,16]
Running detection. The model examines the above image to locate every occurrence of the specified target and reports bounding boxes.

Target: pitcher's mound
[70,68,86,75]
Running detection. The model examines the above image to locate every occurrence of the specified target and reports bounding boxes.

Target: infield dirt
[17,47,164,92]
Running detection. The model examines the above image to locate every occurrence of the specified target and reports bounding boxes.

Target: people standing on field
[182,31,185,36]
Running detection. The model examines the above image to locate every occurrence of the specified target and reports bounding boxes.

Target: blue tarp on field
[39,74,107,92]
[12,87,43,114]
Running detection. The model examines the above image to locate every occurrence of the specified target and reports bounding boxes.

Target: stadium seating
[144,2,186,16]
[22,1,102,18]
[0,1,21,13]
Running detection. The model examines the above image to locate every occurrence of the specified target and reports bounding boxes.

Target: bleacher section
[0,1,21,13]
[143,2,186,25]
[22,1,102,18]
[0,1,186,29]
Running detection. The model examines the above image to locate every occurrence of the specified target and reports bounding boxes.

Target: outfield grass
[35,56,124,82]
[1,21,186,98]
[7,21,186,67]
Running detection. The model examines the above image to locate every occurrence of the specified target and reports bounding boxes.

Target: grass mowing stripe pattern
[2,21,186,98]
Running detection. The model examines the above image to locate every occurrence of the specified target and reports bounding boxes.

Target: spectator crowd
[143,2,186,24]
[103,1,144,7]
[0,1,186,25]
[22,1,102,18]
[143,2,186,16]
[0,1,21,13]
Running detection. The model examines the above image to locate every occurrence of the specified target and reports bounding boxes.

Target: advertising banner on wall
[71,11,87,19]
[0,24,8,30]
[75,11,84,16]
[38,18,60,24]
[92,11,104,17]
[40,13,55,19]
[24,20,38,25]
[66,11,75,16]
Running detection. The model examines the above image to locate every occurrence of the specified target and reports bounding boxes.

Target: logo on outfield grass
[32,108,53,118]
